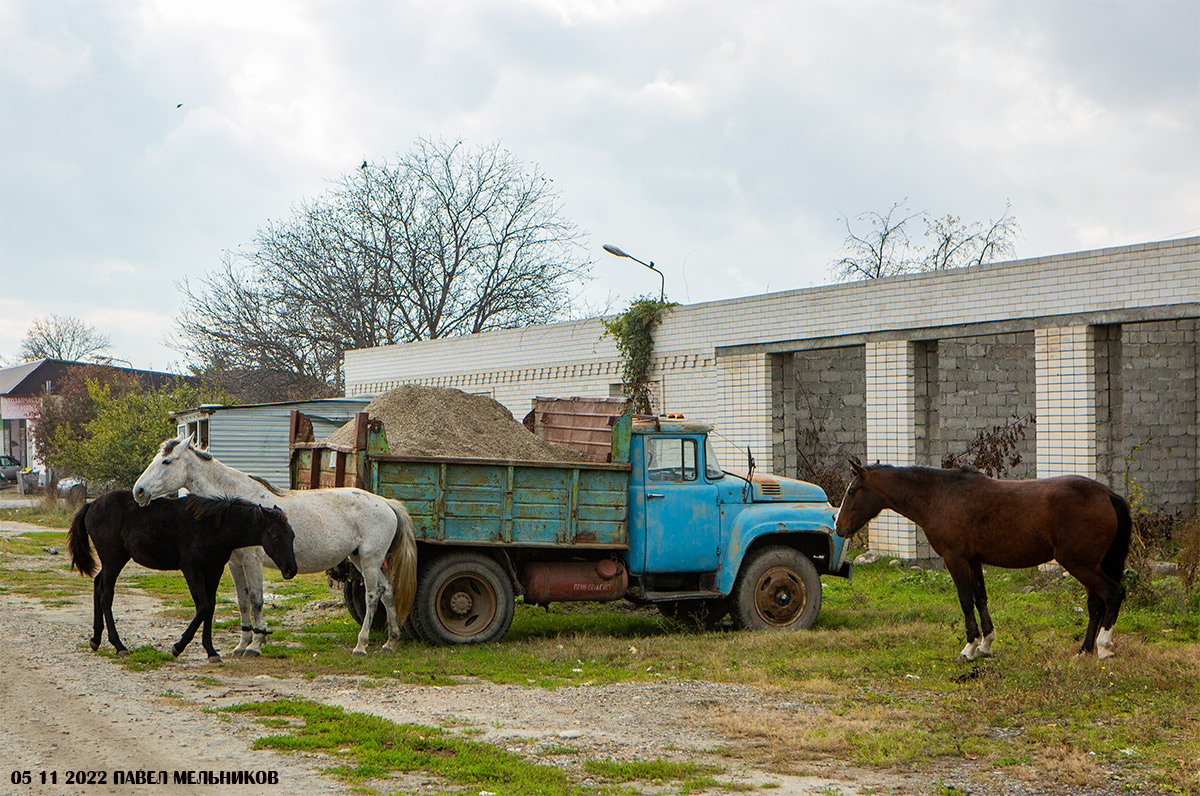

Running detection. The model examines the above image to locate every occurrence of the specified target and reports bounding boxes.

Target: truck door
[640,436,721,572]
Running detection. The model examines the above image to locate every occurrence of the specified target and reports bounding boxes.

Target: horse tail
[1104,491,1133,583]
[385,499,418,623]
[67,500,96,577]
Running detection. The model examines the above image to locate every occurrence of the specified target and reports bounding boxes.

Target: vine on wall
[602,297,674,414]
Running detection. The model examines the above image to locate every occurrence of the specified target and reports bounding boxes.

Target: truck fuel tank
[521,560,628,605]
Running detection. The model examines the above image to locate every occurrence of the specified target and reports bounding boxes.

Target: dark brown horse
[68,490,298,662]
[835,461,1131,660]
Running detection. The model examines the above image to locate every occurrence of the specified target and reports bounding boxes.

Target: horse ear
[848,458,865,476]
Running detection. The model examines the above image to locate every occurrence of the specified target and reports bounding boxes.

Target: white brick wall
[343,237,1199,556]
[1035,326,1097,478]
[864,341,931,558]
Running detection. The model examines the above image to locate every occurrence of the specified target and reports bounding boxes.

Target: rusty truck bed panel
[289,410,632,550]
[372,457,630,548]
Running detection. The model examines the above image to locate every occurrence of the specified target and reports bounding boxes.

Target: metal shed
[171,398,369,488]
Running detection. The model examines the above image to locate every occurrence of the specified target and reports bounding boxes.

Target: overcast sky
[2,0,1197,373]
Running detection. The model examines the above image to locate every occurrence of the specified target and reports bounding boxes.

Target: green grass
[230,698,721,795]
[0,501,78,529]
[1,525,1197,793]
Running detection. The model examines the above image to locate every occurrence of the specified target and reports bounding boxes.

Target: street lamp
[603,244,664,304]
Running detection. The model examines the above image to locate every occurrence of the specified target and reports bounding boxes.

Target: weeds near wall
[940,412,1035,477]
[1121,439,1198,604]
[602,297,674,414]
[793,383,850,506]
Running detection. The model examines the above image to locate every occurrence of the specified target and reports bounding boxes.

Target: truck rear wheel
[342,575,389,632]
[730,546,821,631]
[410,552,515,645]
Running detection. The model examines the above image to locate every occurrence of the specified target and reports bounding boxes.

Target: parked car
[0,456,20,484]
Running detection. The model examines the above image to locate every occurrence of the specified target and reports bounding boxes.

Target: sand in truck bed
[321,384,586,462]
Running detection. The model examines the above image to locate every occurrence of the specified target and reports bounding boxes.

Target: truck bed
[289,410,632,549]
[370,454,630,548]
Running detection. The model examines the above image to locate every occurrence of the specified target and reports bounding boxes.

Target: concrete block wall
[1117,319,1198,511]
[933,332,1037,476]
[776,346,865,488]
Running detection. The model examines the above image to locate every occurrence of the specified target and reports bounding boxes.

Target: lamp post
[603,244,664,304]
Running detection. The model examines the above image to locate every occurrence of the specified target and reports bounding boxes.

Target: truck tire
[342,577,388,632]
[730,546,822,631]
[410,552,515,645]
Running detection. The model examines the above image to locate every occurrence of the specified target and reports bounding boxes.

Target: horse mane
[866,462,986,479]
[182,494,252,522]
[162,437,213,461]
[181,494,287,527]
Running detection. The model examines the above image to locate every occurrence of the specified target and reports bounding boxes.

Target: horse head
[834,459,885,539]
[133,435,202,506]
[258,504,298,580]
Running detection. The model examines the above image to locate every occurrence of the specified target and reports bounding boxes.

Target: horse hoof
[89,640,100,652]
[242,649,260,658]
[231,649,245,658]
[352,649,367,657]
[116,649,129,658]
[208,655,223,664]
[171,646,183,658]
[1097,647,1115,659]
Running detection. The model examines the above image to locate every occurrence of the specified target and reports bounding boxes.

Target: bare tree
[832,200,923,280]
[833,201,1020,281]
[176,138,590,392]
[19,315,111,362]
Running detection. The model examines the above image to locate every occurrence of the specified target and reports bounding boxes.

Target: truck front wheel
[730,546,822,631]
[410,552,515,645]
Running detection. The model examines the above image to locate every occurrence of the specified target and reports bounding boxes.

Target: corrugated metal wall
[203,399,368,488]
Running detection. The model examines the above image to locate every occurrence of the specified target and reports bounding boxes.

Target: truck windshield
[704,439,723,480]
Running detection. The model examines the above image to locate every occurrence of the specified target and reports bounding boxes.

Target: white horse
[133,436,417,656]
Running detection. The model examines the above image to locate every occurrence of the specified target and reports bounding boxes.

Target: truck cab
[625,417,849,630]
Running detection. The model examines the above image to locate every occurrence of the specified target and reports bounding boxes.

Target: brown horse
[835,461,1131,660]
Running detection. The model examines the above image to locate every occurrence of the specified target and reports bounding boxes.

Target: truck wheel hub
[449,591,474,615]
[754,565,805,625]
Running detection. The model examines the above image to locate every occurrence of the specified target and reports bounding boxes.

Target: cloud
[0,0,1195,373]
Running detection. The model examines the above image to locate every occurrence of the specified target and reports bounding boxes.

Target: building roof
[0,359,192,397]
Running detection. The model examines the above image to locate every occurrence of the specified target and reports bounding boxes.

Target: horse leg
[970,561,997,657]
[98,559,129,657]
[1096,575,1126,659]
[945,557,983,661]
[194,569,224,662]
[1078,588,1105,656]
[351,561,385,655]
[1066,565,1125,658]
[90,572,105,651]
[171,570,207,659]
[225,551,256,656]
[379,577,401,652]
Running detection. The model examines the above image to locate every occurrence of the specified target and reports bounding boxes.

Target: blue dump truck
[290,400,850,645]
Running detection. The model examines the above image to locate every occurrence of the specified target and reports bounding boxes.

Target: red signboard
[0,396,41,420]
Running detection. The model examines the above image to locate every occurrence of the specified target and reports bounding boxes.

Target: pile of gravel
[322,384,586,462]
